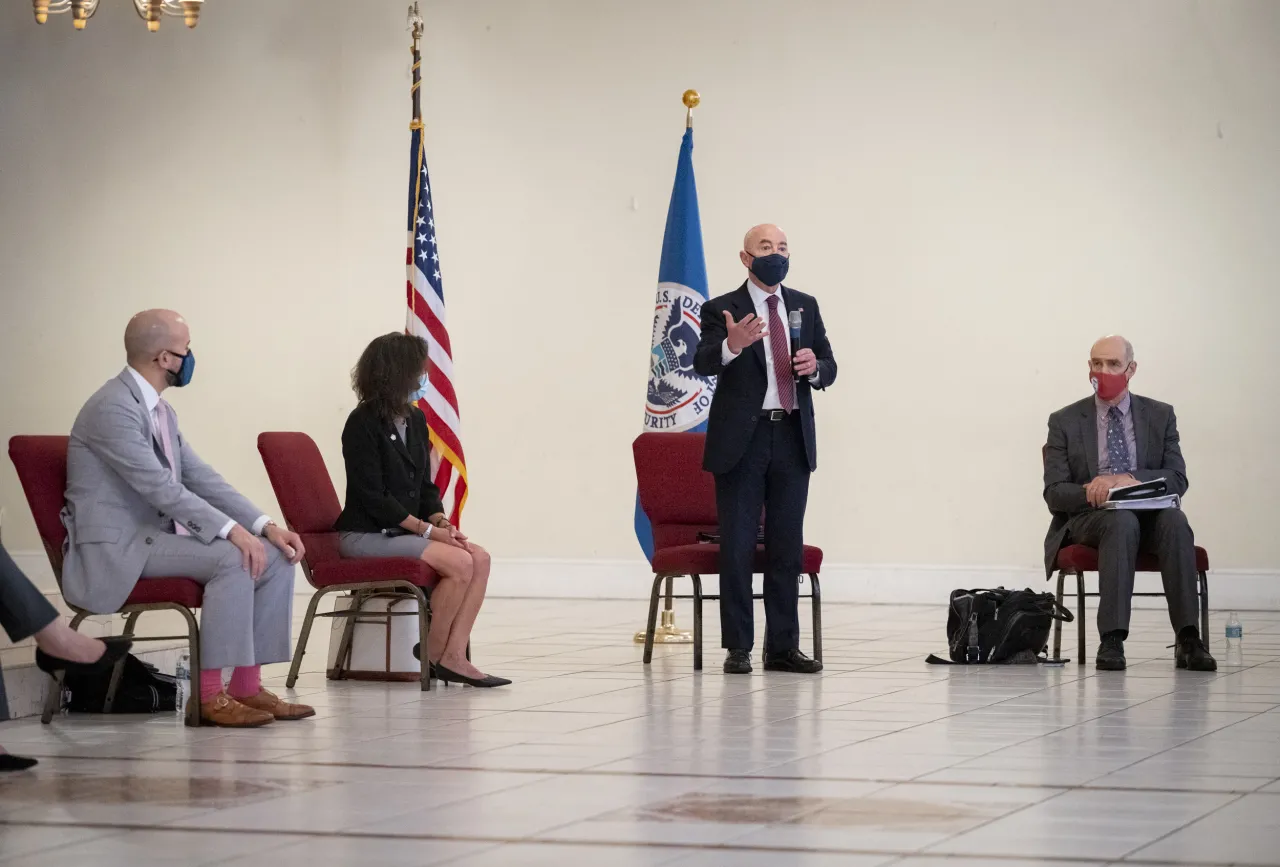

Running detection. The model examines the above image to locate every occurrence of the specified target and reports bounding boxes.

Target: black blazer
[694,282,837,474]
[1042,393,1189,576]
[334,403,445,533]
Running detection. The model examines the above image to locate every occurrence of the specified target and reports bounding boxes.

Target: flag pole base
[634,609,693,644]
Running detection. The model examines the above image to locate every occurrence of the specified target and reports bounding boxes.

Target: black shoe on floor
[723,650,752,674]
[1096,632,1127,671]
[1175,629,1217,672]
[433,662,510,688]
[763,648,823,674]
[0,754,38,772]
[35,636,132,677]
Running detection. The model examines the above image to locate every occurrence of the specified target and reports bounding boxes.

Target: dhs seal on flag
[645,281,716,431]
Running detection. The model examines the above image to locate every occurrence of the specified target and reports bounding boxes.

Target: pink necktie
[766,295,796,412]
[155,400,189,536]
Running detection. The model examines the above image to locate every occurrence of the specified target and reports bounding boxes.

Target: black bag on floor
[926,587,1073,665]
[64,653,178,713]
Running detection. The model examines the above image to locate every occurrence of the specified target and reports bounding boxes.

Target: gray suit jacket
[61,369,264,613]
[1041,393,1189,577]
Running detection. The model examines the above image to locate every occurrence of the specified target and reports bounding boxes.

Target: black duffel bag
[926,587,1073,665]
[63,652,178,714]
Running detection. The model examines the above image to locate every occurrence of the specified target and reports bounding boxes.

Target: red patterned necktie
[765,295,796,412]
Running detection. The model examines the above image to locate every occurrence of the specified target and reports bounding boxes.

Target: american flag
[406,120,467,524]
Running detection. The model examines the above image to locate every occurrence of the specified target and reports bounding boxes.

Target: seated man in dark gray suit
[1043,335,1216,672]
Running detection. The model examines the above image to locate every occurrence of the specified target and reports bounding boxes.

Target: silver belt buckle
[766,410,787,422]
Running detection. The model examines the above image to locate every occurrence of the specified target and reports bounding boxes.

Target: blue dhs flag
[635,127,715,560]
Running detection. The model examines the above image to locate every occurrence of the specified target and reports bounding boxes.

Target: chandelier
[32,1,204,31]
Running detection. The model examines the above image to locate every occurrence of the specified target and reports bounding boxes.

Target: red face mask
[1089,367,1131,401]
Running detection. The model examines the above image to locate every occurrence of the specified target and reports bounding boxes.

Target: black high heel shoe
[0,754,39,772]
[35,636,132,677]
[433,662,511,688]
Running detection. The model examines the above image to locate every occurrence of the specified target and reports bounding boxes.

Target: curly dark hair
[351,333,429,423]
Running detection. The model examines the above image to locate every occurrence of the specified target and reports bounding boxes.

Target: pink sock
[199,669,224,702]
[227,665,261,699]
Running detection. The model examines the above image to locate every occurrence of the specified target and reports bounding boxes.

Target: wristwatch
[261,520,277,536]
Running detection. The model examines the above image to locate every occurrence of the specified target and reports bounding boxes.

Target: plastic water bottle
[1225,613,1242,650]
[174,652,191,716]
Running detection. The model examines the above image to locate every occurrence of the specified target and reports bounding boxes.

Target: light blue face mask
[409,374,429,404]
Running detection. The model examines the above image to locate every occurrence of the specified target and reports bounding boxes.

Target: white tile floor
[0,599,1278,866]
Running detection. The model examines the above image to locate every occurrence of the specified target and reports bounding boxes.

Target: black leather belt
[761,409,791,421]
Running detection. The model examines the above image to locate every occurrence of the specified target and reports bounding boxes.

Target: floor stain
[0,774,332,808]
[608,792,988,829]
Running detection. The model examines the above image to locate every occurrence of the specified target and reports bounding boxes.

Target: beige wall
[2,0,1278,576]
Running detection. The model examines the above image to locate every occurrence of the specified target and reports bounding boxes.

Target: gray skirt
[338,531,432,560]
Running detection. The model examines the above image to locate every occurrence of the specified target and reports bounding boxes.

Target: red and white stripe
[406,248,468,525]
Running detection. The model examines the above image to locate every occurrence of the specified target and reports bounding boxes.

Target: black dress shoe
[723,650,752,674]
[1096,633,1127,671]
[433,662,510,688]
[1176,632,1217,671]
[0,754,38,772]
[35,636,132,677]
[763,648,822,674]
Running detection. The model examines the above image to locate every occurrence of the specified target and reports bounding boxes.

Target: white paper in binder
[326,594,422,681]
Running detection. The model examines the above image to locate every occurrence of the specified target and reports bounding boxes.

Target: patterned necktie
[765,295,796,412]
[154,400,189,535]
[1107,406,1130,474]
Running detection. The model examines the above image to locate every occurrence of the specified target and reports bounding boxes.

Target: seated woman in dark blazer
[335,333,508,688]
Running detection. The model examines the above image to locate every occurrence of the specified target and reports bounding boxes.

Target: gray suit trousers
[1065,509,1199,636]
[140,533,294,670]
[0,543,59,643]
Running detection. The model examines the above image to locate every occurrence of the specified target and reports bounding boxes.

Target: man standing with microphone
[694,224,837,674]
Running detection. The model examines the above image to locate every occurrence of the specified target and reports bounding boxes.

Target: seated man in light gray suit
[1043,334,1215,673]
[63,309,315,727]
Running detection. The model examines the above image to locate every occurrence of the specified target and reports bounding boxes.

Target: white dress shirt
[126,366,271,539]
[720,278,820,410]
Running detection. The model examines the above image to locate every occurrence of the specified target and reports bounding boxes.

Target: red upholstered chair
[633,431,824,671]
[1043,446,1210,663]
[256,432,437,691]
[7,436,205,726]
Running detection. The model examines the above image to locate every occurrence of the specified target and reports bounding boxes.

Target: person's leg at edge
[0,543,106,665]
[442,545,492,667]
[421,543,486,679]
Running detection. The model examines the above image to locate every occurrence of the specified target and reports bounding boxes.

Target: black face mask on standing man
[748,253,790,287]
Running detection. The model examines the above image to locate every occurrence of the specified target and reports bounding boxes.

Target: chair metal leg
[1199,570,1210,643]
[809,573,823,663]
[409,585,433,691]
[179,606,203,727]
[287,589,327,689]
[642,574,664,665]
[330,590,365,680]
[103,611,141,713]
[1053,570,1065,660]
[42,612,88,724]
[40,671,64,724]
[691,574,703,672]
[1076,570,1087,666]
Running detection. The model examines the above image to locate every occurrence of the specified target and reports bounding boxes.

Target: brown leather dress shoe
[234,689,316,721]
[191,693,274,728]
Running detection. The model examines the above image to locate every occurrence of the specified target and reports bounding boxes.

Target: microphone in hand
[788,309,803,382]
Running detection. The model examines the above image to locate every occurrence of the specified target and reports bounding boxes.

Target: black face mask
[749,253,790,287]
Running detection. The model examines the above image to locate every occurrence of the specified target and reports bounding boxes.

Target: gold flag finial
[682,89,700,128]
[407,2,424,50]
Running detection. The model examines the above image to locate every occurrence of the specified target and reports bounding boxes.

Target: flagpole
[632,90,703,650]
[408,3,423,128]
